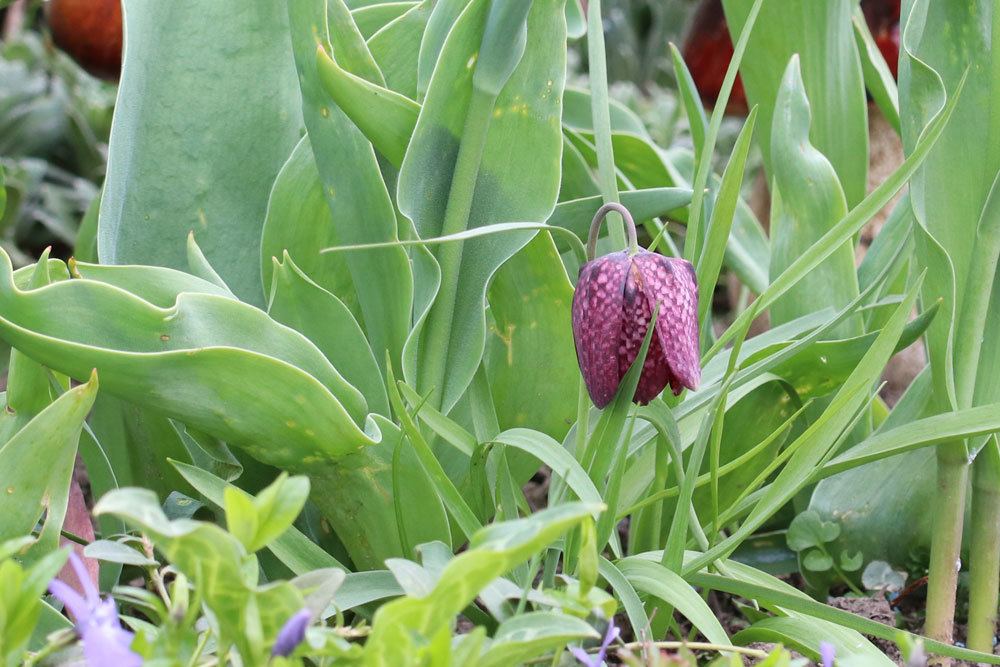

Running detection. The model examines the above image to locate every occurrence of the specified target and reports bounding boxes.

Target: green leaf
[288,0,413,378]
[707,68,962,360]
[250,473,311,553]
[479,612,599,667]
[399,0,565,413]
[0,250,375,467]
[268,252,388,416]
[688,280,923,574]
[697,107,757,327]
[171,460,347,573]
[364,502,597,663]
[733,616,895,666]
[691,566,1000,664]
[722,0,868,206]
[851,8,900,133]
[261,136,359,317]
[801,550,833,572]
[485,234,577,440]
[786,511,839,552]
[617,557,729,646]
[670,43,708,158]
[0,373,97,551]
[368,1,431,99]
[98,0,303,304]
[352,2,418,39]
[83,539,158,567]
[768,56,860,337]
[223,485,260,551]
[490,429,603,509]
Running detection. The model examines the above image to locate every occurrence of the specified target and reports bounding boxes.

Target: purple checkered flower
[48,552,142,667]
[572,203,700,408]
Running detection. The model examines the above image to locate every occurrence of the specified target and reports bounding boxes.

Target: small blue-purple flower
[820,641,836,667]
[272,608,312,657]
[48,552,142,667]
[570,618,620,667]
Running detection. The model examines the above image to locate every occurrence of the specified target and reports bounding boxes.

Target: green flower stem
[967,441,1000,653]
[586,0,625,248]
[418,88,496,408]
[586,202,638,260]
[924,447,970,649]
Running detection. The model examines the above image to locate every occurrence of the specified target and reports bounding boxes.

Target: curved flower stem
[586,202,638,261]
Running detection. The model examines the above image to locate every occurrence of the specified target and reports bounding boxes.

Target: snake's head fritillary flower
[572,204,700,408]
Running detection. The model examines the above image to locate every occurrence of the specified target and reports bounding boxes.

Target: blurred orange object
[47,0,122,80]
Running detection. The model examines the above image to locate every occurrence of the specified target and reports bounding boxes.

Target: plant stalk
[418,88,496,408]
[967,439,1000,653]
[586,0,625,248]
[924,448,970,652]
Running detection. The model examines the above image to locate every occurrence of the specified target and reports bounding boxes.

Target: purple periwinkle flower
[48,552,142,667]
[572,204,700,408]
[272,608,312,657]
[570,618,620,667]
[820,641,836,667]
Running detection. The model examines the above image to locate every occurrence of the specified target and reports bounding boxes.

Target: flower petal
[632,252,700,393]
[620,260,672,404]
[572,252,630,408]
[48,579,90,624]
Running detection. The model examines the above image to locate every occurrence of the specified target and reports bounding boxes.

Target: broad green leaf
[485,234,577,439]
[733,616,895,666]
[617,557,729,646]
[364,502,597,665]
[72,260,234,307]
[261,136,359,317]
[246,473,311,553]
[268,253,388,416]
[722,0,868,206]
[352,2,417,39]
[708,71,962,359]
[0,374,96,550]
[288,0,413,378]
[480,612,598,667]
[398,0,565,413]
[769,57,860,338]
[368,1,431,99]
[333,570,404,612]
[316,51,420,168]
[0,251,375,467]
[98,0,303,305]
[900,0,998,384]
[83,539,157,567]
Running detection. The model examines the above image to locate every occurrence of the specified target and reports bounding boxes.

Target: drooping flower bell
[572,203,700,408]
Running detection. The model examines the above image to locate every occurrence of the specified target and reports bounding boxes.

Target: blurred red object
[682,0,901,115]
[681,0,747,115]
[47,0,122,81]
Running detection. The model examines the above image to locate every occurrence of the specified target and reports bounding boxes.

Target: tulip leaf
[0,374,97,552]
[367,1,432,99]
[353,2,418,39]
[733,616,895,666]
[98,0,303,305]
[261,136,359,317]
[288,0,413,378]
[722,0,868,207]
[769,57,860,338]
[479,612,599,667]
[398,0,565,414]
